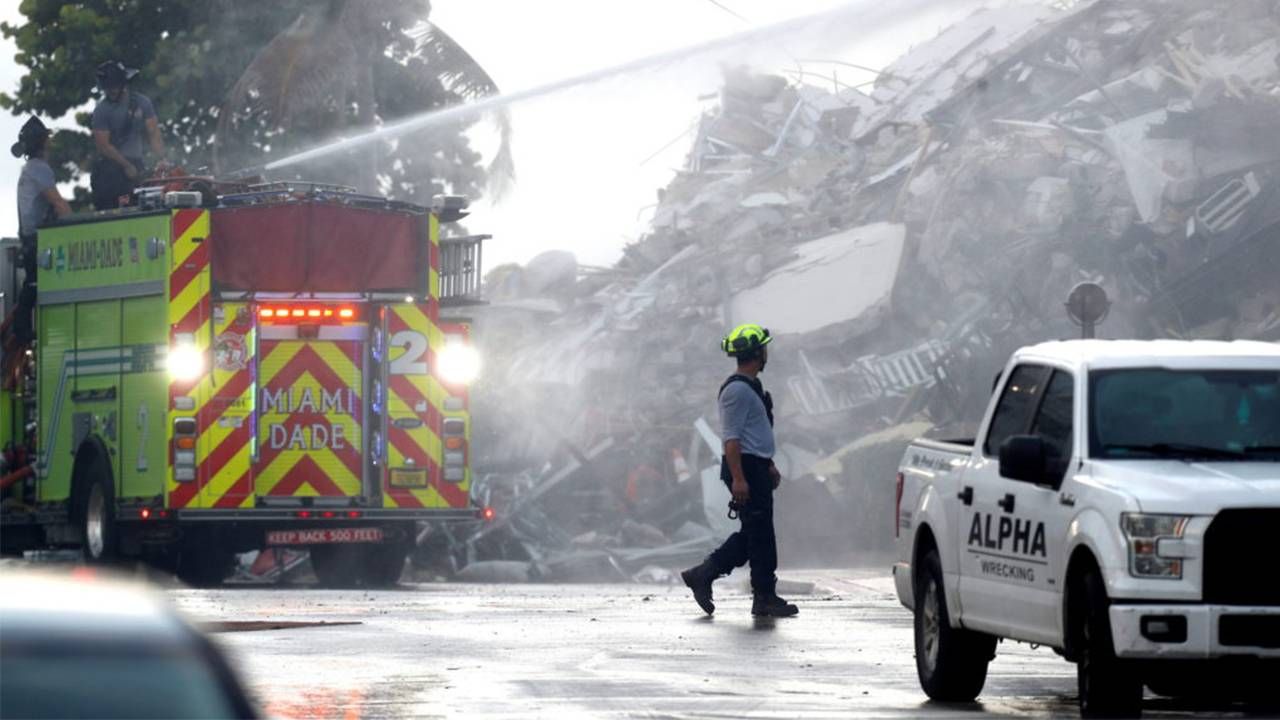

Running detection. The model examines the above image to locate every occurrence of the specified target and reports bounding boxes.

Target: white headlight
[437,342,480,385]
[1121,513,1190,579]
[167,342,206,383]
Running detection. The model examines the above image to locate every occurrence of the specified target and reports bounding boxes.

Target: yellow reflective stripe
[170,210,209,270]
[256,341,298,385]
[309,342,360,384]
[203,443,253,507]
[169,276,206,330]
[429,214,439,299]
[254,449,361,493]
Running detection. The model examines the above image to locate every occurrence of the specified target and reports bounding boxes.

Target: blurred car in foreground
[0,569,258,719]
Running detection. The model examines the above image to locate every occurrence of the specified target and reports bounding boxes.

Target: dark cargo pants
[708,453,777,596]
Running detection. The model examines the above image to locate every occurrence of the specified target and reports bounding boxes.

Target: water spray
[255,0,987,174]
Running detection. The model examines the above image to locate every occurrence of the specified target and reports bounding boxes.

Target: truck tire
[1077,568,1143,718]
[914,548,997,702]
[310,544,363,588]
[77,452,118,565]
[361,543,409,587]
[176,544,236,587]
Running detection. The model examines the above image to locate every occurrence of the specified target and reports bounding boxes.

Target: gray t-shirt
[90,91,156,160]
[17,158,56,237]
[719,379,776,459]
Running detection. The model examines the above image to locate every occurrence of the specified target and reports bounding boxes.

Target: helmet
[10,116,50,158]
[96,60,139,90]
[721,324,772,357]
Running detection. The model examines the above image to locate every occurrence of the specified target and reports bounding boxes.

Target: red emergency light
[258,305,359,324]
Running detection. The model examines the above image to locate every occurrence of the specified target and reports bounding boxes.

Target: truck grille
[1204,509,1280,606]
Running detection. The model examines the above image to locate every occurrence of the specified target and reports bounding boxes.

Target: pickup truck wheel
[914,549,996,702]
[1078,569,1143,718]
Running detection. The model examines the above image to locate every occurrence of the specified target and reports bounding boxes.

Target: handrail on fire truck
[439,234,489,307]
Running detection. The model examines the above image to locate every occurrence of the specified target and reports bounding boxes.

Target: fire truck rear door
[255,322,366,502]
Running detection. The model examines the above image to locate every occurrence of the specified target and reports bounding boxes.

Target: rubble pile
[451,0,1280,579]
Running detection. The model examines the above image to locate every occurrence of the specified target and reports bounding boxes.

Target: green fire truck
[1,181,486,586]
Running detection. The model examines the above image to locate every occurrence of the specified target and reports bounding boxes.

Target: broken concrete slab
[729,223,905,336]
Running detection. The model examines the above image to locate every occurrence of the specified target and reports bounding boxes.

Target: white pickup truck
[892,340,1279,718]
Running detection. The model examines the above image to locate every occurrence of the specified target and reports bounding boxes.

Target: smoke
[457,0,1280,581]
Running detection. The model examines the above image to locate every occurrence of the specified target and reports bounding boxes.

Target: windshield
[1090,368,1280,461]
[0,640,240,719]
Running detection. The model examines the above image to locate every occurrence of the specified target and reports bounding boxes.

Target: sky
[0,0,985,268]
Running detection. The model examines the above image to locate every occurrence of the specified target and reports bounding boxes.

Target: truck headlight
[437,342,480,385]
[1121,513,1190,579]
[166,339,206,383]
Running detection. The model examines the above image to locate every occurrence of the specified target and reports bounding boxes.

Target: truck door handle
[997,493,1016,513]
[957,486,974,506]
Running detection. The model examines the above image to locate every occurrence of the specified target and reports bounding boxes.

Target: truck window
[1090,369,1280,459]
[983,364,1049,456]
[1030,370,1074,483]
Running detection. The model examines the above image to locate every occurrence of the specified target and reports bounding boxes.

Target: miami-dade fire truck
[1,180,486,586]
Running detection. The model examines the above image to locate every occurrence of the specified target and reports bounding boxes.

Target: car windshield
[0,640,239,720]
[1090,368,1280,461]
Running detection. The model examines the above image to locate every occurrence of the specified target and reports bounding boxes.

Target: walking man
[681,324,798,618]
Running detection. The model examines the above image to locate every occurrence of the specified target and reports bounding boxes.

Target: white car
[892,340,1279,717]
[0,569,259,719]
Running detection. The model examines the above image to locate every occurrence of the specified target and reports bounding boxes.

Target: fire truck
[0,179,486,586]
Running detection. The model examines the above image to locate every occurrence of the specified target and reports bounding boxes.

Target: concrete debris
[454,560,535,584]
[458,0,1280,571]
[730,223,906,336]
[230,548,310,584]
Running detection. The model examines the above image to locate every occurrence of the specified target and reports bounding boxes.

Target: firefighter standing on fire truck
[681,324,799,618]
[9,117,70,346]
[90,60,167,209]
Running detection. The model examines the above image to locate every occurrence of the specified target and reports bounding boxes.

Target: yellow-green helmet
[721,323,772,356]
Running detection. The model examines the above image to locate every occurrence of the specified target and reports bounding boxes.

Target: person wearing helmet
[89,60,166,210]
[9,117,70,345]
[14,117,71,236]
[680,324,799,618]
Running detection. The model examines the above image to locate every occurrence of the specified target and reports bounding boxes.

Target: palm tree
[213,0,511,200]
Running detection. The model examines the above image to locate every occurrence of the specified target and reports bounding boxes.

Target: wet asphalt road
[172,569,1260,719]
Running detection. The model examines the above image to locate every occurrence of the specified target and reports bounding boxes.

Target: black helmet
[96,60,139,90]
[10,116,50,158]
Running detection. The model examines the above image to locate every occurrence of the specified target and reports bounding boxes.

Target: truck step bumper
[1111,604,1280,659]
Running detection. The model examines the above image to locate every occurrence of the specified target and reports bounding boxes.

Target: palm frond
[213,10,359,171]
[409,22,500,100]
[409,22,514,199]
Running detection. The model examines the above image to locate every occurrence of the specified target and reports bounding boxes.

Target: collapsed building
[429,0,1280,581]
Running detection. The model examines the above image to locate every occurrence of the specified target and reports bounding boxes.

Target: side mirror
[999,435,1048,485]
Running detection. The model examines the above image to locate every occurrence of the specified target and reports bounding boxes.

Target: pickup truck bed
[891,340,1280,718]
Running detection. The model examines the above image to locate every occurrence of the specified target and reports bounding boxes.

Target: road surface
[167,568,1266,719]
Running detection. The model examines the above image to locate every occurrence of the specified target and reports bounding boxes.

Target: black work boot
[680,562,718,615]
[752,594,799,617]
